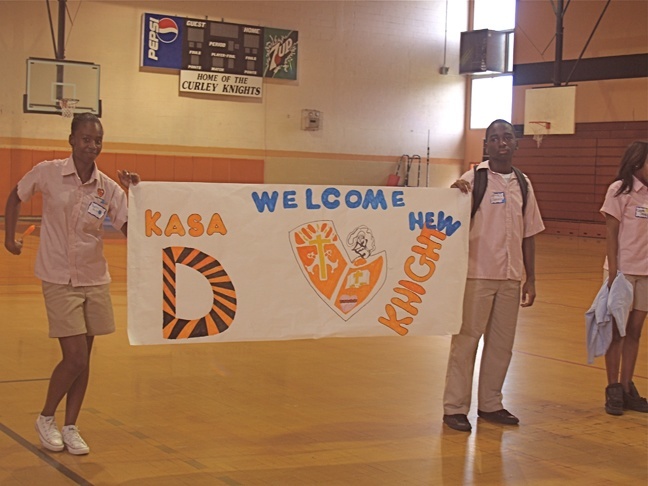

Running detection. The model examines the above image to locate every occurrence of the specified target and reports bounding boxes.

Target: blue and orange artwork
[127,182,470,345]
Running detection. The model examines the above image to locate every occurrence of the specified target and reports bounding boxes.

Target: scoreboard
[142,13,296,79]
[183,20,263,76]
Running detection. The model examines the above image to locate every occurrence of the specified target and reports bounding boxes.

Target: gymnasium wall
[3,1,645,226]
[512,0,648,125]
[0,1,470,217]
[465,0,648,168]
[513,120,648,238]
[459,1,647,238]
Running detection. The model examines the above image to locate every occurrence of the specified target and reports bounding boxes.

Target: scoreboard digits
[181,20,263,76]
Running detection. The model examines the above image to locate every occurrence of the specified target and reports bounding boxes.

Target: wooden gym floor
[0,224,646,485]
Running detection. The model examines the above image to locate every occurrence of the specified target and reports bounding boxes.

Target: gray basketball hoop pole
[55,0,67,100]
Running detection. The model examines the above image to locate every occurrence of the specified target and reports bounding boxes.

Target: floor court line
[0,422,94,486]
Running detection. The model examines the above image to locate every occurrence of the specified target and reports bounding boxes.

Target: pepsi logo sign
[147,17,179,61]
[158,18,179,43]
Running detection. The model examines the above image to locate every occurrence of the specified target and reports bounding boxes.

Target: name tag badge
[636,206,648,219]
[490,191,506,204]
[87,201,107,219]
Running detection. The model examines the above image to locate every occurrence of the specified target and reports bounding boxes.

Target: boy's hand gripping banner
[127,183,470,345]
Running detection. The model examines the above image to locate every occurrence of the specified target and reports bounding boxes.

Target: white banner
[127,183,470,345]
[179,70,262,97]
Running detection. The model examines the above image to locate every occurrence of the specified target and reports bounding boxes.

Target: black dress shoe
[606,383,624,415]
[477,409,519,425]
[443,414,472,431]
[623,381,648,413]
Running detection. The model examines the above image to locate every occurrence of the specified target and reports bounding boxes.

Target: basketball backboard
[523,86,576,136]
[23,58,101,116]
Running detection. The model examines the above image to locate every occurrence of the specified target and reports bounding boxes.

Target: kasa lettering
[145,209,227,237]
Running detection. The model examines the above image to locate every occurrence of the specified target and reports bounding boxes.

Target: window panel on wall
[469,0,516,129]
[470,75,513,129]
[473,0,516,30]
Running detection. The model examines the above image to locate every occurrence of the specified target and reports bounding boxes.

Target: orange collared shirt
[17,157,128,286]
[462,161,545,281]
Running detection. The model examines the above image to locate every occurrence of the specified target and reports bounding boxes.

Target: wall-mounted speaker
[459,29,507,75]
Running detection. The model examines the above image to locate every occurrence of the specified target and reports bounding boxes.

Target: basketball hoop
[57,98,79,119]
[529,121,551,148]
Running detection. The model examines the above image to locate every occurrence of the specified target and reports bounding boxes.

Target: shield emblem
[290,221,386,320]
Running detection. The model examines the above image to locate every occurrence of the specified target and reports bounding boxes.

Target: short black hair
[71,112,102,134]
[485,119,515,139]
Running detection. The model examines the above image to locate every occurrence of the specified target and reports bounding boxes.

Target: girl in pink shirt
[4,114,140,454]
[600,140,648,416]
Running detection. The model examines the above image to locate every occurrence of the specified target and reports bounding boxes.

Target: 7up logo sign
[264,28,299,79]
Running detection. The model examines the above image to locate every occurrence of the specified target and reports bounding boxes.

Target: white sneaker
[35,415,64,452]
[62,425,90,455]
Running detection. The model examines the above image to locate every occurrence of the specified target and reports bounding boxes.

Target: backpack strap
[470,165,488,218]
[512,166,529,215]
[471,165,529,218]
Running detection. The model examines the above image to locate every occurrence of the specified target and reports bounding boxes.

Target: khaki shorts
[603,271,648,312]
[624,274,648,312]
[42,282,116,338]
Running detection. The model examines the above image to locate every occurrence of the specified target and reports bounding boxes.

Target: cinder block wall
[514,121,648,238]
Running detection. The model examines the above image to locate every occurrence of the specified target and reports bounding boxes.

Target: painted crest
[290,221,386,320]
